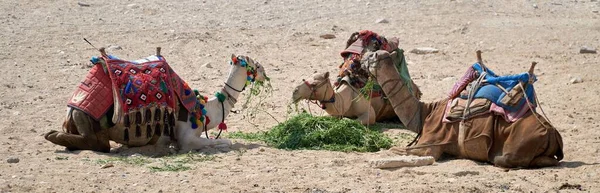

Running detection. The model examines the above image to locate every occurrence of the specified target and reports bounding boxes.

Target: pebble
[7,157,19,163]
[202,62,212,68]
[375,18,389,23]
[533,4,538,9]
[369,156,434,169]
[127,3,140,9]
[580,46,597,54]
[77,2,90,7]
[409,47,439,54]
[570,77,583,84]
[319,34,336,39]
[108,45,122,50]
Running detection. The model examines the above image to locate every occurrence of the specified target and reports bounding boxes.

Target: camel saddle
[67,55,200,127]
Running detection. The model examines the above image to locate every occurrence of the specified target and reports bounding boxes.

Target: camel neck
[374,64,422,134]
[321,83,351,115]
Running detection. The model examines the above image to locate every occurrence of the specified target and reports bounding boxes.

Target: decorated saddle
[67,53,206,144]
[445,62,537,123]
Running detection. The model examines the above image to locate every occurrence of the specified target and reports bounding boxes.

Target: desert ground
[1,0,599,192]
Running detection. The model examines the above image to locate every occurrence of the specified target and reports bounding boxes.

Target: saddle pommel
[99,47,107,57]
[156,47,161,56]
[529,62,537,75]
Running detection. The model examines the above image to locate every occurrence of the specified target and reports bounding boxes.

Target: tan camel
[362,50,564,168]
[291,72,396,125]
[335,30,422,123]
[45,48,267,153]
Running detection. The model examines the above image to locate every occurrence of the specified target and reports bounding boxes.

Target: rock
[101,163,114,169]
[127,3,139,9]
[580,46,597,54]
[593,10,599,13]
[369,156,435,169]
[108,45,122,50]
[409,47,439,54]
[319,34,336,39]
[533,4,538,9]
[570,77,583,84]
[202,62,212,68]
[77,2,90,7]
[7,157,19,163]
[375,18,389,23]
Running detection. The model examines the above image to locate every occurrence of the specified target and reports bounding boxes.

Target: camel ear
[324,72,330,79]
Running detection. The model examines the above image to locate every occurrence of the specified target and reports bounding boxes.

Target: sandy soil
[1,0,599,192]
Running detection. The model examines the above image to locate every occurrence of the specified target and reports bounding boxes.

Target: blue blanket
[461,63,537,112]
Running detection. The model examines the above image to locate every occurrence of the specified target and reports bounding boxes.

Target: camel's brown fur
[292,72,397,125]
[365,50,564,168]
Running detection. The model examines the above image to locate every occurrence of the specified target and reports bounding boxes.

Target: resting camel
[291,71,396,125]
[362,50,564,168]
[334,30,422,122]
[45,48,267,153]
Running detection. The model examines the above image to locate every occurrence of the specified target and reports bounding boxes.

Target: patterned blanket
[68,55,199,126]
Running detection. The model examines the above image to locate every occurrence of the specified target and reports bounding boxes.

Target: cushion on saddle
[67,64,114,120]
[446,63,538,122]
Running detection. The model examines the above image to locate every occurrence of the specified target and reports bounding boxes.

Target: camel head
[225,54,268,91]
[361,50,396,80]
[291,71,333,103]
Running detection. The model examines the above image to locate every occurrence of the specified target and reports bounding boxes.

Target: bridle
[303,78,335,109]
[202,56,259,139]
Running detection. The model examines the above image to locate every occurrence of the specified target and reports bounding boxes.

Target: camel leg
[357,108,376,125]
[389,145,444,160]
[177,130,232,152]
[528,156,559,168]
[44,111,110,152]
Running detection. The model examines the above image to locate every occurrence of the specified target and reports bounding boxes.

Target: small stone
[127,3,139,9]
[369,156,435,169]
[570,77,583,84]
[7,157,19,163]
[77,2,90,7]
[533,4,538,9]
[202,63,212,68]
[108,45,122,50]
[409,47,439,54]
[319,34,336,39]
[101,163,114,169]
[593,10,599,13]
[375,18,389,23]
[580,46,597,54]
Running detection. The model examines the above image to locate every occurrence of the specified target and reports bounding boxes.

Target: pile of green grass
[229,113,393,152]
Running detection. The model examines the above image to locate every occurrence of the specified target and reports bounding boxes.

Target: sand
[1,0,599,192]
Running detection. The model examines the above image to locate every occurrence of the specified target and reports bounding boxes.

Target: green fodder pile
[229,113,393,152]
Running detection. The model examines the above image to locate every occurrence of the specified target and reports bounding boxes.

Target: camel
[361,50,564,168]
[291,71,396,125]
[334,30,422,122]
[45,47,267,153]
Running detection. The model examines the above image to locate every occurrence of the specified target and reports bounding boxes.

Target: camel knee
[529,156,559,168]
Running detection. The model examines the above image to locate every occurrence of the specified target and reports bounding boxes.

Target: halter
[198,56,259,139]
[303,78,335,109]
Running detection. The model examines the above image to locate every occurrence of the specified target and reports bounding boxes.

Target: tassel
[146,125,152,138]
[218,122,227,131]
[135,125,142,137]
[193,89,200,96]
[215,92,226,103]
[123,128,129,142]
[189,116,198,129]
[154,124,162,136]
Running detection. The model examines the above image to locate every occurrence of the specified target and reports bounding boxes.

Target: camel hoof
[44,130,60,141]
[389,147,408,155]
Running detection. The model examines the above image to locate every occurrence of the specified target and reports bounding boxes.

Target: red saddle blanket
[67,55,197,123]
